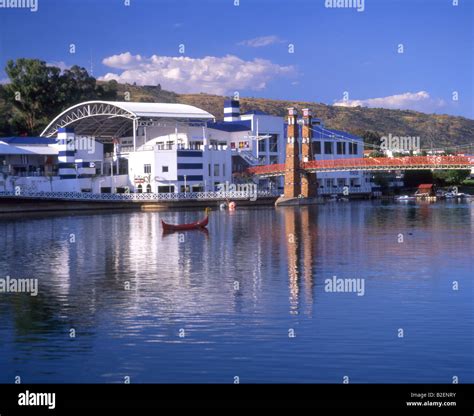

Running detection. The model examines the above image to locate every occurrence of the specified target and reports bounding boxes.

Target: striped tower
[224,99,240,122]
[57,128,76,179]
[301,108,318,198]
[284,108,301,199]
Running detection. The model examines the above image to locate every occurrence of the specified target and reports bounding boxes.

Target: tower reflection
[282,206,317,315]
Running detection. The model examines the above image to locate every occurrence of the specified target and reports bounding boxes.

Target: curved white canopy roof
[41,101,215,138]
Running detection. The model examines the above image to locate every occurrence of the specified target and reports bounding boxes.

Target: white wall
[3,175,128,193]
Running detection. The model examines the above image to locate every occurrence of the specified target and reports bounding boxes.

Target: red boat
[161,216,209,232]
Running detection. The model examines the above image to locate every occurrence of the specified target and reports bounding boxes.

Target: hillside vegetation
[113,83,474,149]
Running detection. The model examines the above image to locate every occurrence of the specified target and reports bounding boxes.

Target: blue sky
[0,0,472,118]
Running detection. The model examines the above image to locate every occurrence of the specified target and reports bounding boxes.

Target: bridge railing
[303,155,473,170]
[247,163,285,176]
[247,156,474,176]
[0,190,280,202]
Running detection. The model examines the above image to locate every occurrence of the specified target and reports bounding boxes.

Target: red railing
[247,163,285,176]
[247,156,474,176]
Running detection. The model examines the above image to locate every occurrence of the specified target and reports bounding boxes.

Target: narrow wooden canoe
[161,216,209,231]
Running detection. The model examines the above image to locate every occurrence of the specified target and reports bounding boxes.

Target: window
[336,142,345,155]
[348,143,358,155]
[222,163,226,177]
[144,164,151,174]
[270,155,279,164]
[146,184,152,193]
[162,166,169,173]
[192,185,203,192]
[258,139,267,152]
[137,184,143,193]
[269,134,278,152]
[158,185,174,193]
[214,164,219,176]
[208,163,211,176]
[324,142,333,154]
[313,141,322,154]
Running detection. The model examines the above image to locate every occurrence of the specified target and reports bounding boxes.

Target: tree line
[0,58,118,136]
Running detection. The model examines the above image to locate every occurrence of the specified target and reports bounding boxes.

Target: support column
[284,108,301,199]
[133,118,137,151]
[57,128,76,179]
[301,108,318,198]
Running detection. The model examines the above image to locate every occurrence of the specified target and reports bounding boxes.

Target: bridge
[246,108,474,202]
[247,155,474,178]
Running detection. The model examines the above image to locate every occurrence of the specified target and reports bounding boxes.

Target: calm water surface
[0,201,472,383]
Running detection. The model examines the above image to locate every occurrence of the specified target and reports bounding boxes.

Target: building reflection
[1,200,472,343]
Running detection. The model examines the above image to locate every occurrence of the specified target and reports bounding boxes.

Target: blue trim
[224,99,239,108]
[0,137,57,145]
[58,150,76,157]
[177,163,203,170]
[58,162,76,169]
[58,127,74,133]
[178,175,203,181]
[224,112,240,118]
[177,150,202,157]
[207,119,251,132]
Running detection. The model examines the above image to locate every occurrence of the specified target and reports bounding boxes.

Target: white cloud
[47,61,71,72]
[334,91,445,112]
[237,35,285,47]
[0,77,9,85]
[99,52,295,95]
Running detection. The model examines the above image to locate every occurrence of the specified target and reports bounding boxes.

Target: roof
[0,143,58,155]
[242,110,267,115]
[207,119,251,132]
[418,184,434,189]
[312,126,363,142]
[108,101,215,119]
[41,101,215,138]
[0,137,57,145]
[283,124,363,142]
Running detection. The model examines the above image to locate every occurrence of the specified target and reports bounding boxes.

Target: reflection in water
[282,207,316,315]
[0,201,472,383]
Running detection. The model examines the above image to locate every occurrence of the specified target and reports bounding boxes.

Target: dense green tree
[2,59,118,135]
[433,169,470,186]
[3,59,62,133]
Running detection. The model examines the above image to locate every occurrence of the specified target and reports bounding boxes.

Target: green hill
[1,78,473,151]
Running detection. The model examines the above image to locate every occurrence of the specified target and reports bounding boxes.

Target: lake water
[0,201,472,383]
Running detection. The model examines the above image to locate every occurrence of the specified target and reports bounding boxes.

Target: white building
[0,100,372,196]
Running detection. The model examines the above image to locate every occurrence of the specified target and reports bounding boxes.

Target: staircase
[238,150,260,166]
